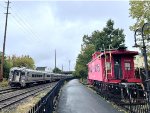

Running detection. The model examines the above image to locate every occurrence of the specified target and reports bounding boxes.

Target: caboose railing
[93,82,150,113]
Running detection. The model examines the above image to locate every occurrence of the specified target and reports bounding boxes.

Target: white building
[134,55,144,68]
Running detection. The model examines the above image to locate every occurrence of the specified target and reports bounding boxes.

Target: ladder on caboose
[104,45,113,81]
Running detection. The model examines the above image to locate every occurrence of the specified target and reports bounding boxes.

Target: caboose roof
[100,50,138,56]
[92,50,138,58]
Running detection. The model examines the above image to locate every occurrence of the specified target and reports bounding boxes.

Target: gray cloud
[0,1,137,71]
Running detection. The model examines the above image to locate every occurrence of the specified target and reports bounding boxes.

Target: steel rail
[0,82,57,110]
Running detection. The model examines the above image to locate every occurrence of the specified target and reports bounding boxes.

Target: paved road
[57,79,123,113]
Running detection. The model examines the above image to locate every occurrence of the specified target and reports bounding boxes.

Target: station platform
[57,79,123,113]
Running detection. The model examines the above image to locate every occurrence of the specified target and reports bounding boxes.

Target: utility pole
[62,64,63,72]
[69,60,70,71]
[54,49,56,73]
[0,0,10,81]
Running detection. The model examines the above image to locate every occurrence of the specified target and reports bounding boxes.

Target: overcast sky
[0,1,138,71]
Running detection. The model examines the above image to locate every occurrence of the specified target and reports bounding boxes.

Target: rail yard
[0,82,57,112]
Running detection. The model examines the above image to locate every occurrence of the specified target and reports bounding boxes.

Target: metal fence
[93,83,150,113]
[28,77,73,113]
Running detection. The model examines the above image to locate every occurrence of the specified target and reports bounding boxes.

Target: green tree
[129,1,150,31]
[0,54,35,79]
[129,1,150,66]
[11,55,35,69]
[74,44,95,78]
[0,54,13,79]
[3,59,13,79]
[74,19,126,79]
[53,67,62,73]
[94,19,125,50]
[82,20,125,51]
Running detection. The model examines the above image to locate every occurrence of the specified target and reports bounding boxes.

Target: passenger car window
[21,72,25,75]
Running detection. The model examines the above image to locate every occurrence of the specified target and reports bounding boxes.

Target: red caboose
[88,47,142,84]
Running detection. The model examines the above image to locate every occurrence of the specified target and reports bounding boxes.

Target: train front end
[9,67,26,88]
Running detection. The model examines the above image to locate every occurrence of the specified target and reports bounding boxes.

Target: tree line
[0,54,35,79]
[74,19,125,79]
[1,53,63,79]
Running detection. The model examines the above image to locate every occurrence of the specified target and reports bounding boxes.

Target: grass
[79,78,88,85]
[0,78,8,87]
[13,90,50,113]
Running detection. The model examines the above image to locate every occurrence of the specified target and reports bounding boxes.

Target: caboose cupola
[103,49,139,83]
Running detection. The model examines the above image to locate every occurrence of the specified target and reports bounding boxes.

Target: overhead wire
[10,13,40,42]
[4,3,34,41]
[10,14,33,42]
[7,16,29,56]
[0,0,27,56]
[1,1,45,56]
[10,3,42,42]
[0,2,6,49]
[1,1,33,54]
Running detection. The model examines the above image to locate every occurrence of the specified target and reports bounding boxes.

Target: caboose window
[125,62,131,70]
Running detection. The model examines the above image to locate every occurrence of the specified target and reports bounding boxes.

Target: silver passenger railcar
[8,67,68,88]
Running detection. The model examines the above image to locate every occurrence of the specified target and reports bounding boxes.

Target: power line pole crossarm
[62,64,63,72]
[0,0,10,81]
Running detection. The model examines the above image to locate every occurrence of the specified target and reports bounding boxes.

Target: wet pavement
[57,79,123,113]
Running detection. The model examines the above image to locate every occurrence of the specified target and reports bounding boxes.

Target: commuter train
[8,67,71,88]
[88,46,146,100]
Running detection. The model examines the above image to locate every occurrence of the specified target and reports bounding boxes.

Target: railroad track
[0,88,17,95]
[0,82,54,95]
[0,88,12,92]
[0,82,57,110]
[0,88,11,91]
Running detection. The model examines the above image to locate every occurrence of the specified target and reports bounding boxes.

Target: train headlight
[9,78,12,81]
